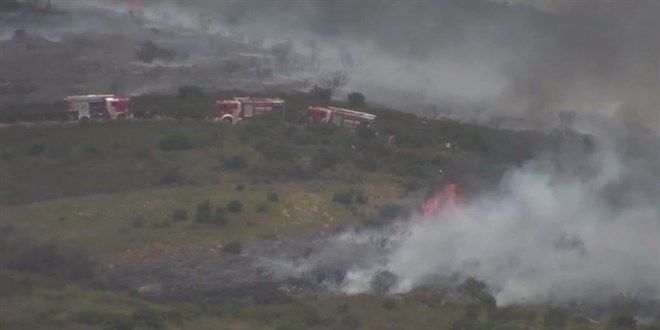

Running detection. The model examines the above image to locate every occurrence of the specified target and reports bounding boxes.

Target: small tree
[320,70,349,98]
[227,200,243,213]
[347,92,365,107]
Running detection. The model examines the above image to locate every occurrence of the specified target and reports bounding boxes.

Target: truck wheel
[223,117,233,124]
[116,114,126,120]
[79,116,90,122]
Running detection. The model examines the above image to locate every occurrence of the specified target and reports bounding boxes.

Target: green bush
[224,241,242,254]
[194,200,213,223]
[268,192,279,202]
[459,276,496,307]
[159,134,194,151]
[170,208,188,222]
[227,200,243,213]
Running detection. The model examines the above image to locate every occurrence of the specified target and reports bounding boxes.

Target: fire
[420,183,460,217]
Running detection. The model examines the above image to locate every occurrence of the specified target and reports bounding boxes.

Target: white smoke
[299,136,660,306]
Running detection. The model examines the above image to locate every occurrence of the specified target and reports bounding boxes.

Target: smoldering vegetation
[260,131,660,319]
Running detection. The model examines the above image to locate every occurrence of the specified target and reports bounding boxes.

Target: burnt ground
[0,1,312,108]
[105,226,411,304]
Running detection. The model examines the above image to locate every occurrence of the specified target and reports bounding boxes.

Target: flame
[420,183,460,217]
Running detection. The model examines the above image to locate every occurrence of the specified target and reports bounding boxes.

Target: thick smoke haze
[121,0,660,132]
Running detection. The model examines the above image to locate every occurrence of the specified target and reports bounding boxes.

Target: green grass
[0,176,401,264]
[0,89,650,329]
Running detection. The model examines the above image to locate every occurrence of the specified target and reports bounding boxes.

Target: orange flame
[420,183,460,217]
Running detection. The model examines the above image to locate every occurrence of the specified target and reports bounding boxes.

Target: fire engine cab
[65,94,133,121]
[300,106,376,130]
[214,97,286,124]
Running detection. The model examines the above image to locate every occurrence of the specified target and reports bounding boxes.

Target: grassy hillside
[0,90,652,329]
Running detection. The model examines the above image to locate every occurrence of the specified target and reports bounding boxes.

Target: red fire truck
[300,106,376,130]
[213,97,286,124]
[64,94,134,121]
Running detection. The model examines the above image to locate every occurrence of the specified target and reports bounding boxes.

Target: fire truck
[213,97,286,124]
[300,106,376,130]
[64,94,134,121]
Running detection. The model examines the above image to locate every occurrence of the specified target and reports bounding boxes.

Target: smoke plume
[284,134,660,310]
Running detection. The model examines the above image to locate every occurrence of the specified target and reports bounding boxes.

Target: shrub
[224,241,242,254]
[159,134,194,151]
[268,192,279,202]
[170,208,188,222]
[256,203,269,213]
[333,191,354,206]
[227,200,243,213]
[177,86,205,99]
[224,155,249,170]
[194,200,213,223]
[459,276,496,307]
[347,92,366,107]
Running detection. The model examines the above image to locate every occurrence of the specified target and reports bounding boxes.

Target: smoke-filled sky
[121,0,659,131]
